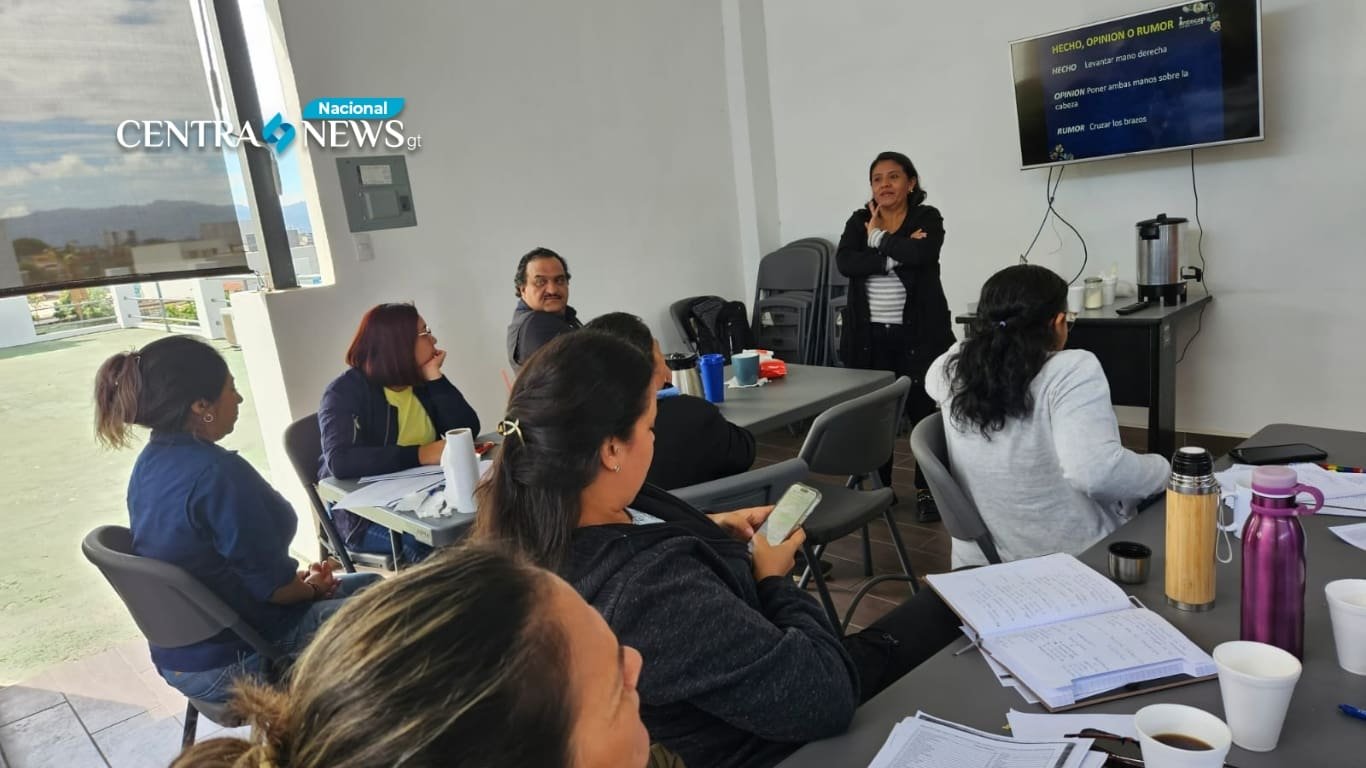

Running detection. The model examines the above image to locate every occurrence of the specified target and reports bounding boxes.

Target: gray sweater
[569,485,858,768]
[925,345,1170,567]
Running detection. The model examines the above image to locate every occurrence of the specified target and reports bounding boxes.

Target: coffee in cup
[1134,704,1232,768]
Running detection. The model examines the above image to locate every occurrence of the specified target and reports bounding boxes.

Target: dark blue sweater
[317,367,479,542]
[569,486,859,768]
[129,432,302,672]
[506,299,582,371]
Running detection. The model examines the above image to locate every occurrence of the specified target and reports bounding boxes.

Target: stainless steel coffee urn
[1136,213,1201,305]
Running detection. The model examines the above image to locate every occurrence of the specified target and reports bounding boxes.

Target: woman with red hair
[318,303,479,562]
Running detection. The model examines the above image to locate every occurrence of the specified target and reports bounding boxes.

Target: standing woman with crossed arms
[836,151,955,522]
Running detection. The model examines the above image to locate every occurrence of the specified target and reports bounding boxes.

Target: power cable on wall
[1019,165,1088,283]
[1177,149,1208,365]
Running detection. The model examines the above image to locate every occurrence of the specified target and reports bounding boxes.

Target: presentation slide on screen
[1015,2,1236,165]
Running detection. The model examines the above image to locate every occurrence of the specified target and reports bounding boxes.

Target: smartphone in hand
[758,483,822,545]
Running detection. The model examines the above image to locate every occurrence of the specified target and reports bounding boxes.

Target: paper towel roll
[442,428,480,514]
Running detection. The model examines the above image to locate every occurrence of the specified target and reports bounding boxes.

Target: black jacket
[569,486,858,768]
[506,299,582,371]
[317,367,479,543]
[647,394,756,490]
[836,204,955,383]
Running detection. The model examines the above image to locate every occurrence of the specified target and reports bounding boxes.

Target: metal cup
[1108,541,1152,584]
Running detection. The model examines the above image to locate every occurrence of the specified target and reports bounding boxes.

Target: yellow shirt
[384,387,437,447]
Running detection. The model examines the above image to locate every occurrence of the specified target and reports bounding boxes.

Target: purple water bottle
[1240,466,1324,659]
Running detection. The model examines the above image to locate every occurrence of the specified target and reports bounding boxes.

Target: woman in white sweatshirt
[924,265,1169,567]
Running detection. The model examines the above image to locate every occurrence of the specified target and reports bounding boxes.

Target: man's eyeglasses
[531,275,570,289]
[1066,729,1142,766]
[1064,729,1241,768]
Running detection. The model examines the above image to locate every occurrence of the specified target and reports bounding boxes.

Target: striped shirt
[866,270,906,324]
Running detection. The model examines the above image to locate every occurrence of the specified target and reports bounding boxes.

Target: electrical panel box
[337,156,417,232]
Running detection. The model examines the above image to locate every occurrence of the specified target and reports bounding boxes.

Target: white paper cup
[1134,704,1232,768]
[1213,640,1301,751]
[1326,579,1366,675]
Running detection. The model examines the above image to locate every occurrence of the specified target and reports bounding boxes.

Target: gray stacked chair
[81,525,284,749]
[795,377,916,629]
[787,237,840,366]
[825,243,850,366]
[752,242,826,364]
[909,412,1002,564]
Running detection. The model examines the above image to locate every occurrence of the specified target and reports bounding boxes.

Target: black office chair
[81,525,283,749]
[669,295,720,353]
[910,412,1002,564]
[797,377,918,629]
[283,413,392,572]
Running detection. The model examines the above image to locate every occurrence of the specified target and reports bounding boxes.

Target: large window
[0,0,296,298]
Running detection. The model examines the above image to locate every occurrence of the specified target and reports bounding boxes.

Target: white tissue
[415,490,450,519]
[441,428,480,514]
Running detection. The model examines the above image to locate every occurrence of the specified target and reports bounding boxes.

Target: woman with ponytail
[171,545,651,768]
[924,265,1169,567]
[93,335,379,704]
[474,331,961,768]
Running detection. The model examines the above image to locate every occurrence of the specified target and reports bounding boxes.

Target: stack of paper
[926,554,1215,710]
[1330,523,1366,551]
[1006,709,1137,741]
[358,465,443,484]
[867,712,1100,768]
[333,474,443,512]
[333,461,492,519]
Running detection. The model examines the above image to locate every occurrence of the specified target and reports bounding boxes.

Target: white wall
[0,222,36,349]
[0,297,37,349]
[239,1,748,494]
[760,0,1366,436]
[723,0,783,304]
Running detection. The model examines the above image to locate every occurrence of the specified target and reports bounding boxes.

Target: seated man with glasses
[923,265,1169,568]
[507,247,584,372]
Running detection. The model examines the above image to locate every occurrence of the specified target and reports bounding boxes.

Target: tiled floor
[0,642,248,768]
[2,423,1221,767]
[751,427,953,631]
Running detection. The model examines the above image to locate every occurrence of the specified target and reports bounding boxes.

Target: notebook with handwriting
[926,553,1216,711]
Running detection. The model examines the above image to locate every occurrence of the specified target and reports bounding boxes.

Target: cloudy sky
[0,0,304,218]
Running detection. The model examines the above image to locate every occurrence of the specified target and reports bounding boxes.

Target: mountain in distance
[2,200,312,247]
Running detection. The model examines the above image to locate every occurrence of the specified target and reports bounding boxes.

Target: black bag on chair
[687,296,755,363]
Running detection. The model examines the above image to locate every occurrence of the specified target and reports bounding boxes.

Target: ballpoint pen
[1340,703,1366,722]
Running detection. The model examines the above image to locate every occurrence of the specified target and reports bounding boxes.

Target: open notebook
[926,553,1216,711]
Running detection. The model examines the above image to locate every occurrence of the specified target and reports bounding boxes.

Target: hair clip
[496,418,523,442]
